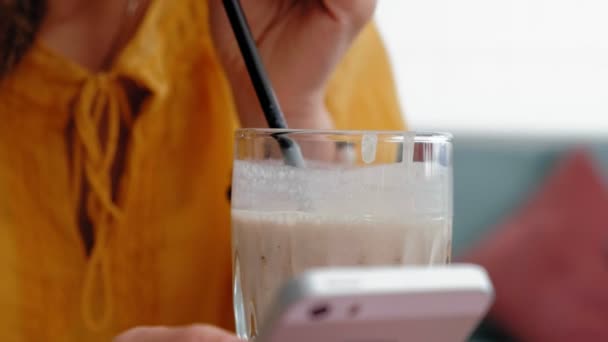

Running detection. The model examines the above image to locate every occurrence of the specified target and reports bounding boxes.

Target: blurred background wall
[376,0,608,137]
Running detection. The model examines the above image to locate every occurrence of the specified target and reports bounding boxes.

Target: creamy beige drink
[231,131,452,339]
[232,209,451,327]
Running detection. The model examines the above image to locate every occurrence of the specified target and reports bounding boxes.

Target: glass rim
[235,128,453,143]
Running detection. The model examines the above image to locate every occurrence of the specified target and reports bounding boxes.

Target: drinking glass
[231,129,453,339]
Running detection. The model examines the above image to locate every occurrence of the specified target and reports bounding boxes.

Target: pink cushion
[464,149,608,341]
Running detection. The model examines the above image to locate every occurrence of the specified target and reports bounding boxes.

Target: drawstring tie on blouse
[71,74,133,332]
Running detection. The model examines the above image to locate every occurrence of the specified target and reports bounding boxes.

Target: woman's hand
[114,325,240,342]
[209,0,377,129]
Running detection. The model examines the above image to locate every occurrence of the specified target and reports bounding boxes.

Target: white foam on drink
[232,160,450,218]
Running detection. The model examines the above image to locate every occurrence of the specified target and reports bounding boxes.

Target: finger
[114,325,240,342]
[170,325,240,342]
[114,326,172,342]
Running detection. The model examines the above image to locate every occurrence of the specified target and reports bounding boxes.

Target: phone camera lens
[310,303,331,320]
[348,304,360,318]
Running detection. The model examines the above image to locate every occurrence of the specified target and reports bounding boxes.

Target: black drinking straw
[222,0,305,167]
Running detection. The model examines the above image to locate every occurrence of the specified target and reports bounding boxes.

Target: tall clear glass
[231,129,453,339]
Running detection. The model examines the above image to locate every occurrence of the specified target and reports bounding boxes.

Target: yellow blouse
[0,1,405,341]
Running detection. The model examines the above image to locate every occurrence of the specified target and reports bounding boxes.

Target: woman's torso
[0,0,404,340]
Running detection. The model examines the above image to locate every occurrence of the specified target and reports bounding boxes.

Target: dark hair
[0,0,47,77]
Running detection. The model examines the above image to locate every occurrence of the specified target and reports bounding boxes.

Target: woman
[0,0,403,340]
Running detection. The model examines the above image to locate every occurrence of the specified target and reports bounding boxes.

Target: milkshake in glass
[231,130,452,339]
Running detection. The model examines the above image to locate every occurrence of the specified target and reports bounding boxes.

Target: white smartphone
[257,264,493,342]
